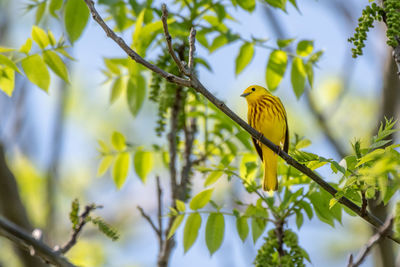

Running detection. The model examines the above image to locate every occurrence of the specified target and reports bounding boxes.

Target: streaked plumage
[241,85,289,191]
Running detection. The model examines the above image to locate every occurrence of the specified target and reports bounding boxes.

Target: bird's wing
[252,138,263,161]
[284,117,289,153]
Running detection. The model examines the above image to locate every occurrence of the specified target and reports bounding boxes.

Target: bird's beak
[240,92,250,97]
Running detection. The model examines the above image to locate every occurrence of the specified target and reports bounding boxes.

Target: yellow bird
[241,85,289,191]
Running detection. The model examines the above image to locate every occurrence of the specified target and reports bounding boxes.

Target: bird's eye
[251,87,255,91]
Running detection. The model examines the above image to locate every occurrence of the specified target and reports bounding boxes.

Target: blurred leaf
[291,57,306,98]
[110,76,125,104]
[43,50,70,83]
[299,201,313,219]
[110,2,127,31]
[251,218,266,244]
[205,213,225,255]
[97,155,114,177]
[183,213,201,253]
[127,75,146,117]
[238,0,256,11]
[19,38,33,54]
[49,0,63,17]
[204,171,223,187]
[0,68,15,96]
[0,47,15,52]
[111,131,126,151]
[134,150,154,183]
[113,152,130,189]
[167,214,185,239]
[236,216,249,242]
[35,1,46,24]
[304,61,313,87]
[209,35,228,53]
[295,210,304,229]
[265,0,286,9]
[65,0,90,44]
[266,50,287,91]
[176,199,186,212]
[32,26,49,50]
[21,54,50,92]
[189,188,214,210]
[48,30,57,46]
[296,40,314,57]
[277,38,295,48]
[0,54,21,74]
[235,42,254,75]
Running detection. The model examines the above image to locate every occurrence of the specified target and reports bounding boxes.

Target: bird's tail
[262,146,278,191]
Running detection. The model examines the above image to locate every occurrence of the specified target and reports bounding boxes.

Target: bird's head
[241,85,270,103]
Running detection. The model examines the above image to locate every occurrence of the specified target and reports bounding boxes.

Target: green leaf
[266,50,288,91]
[134,150,154,183]
[49,0,63,17]
[265,0,287,9]
[356,149,385,167]
[21,54,50,92]
[167,214,185,239]
[65,0,90,44]
[237,0,256,11]
[304,61,313,87]
[251,218,266,244]
[32,26,49,50]
[176,200,186,212]
[127,75,146,117]
[236,216,249,242]
[110,77,125,104]
[43,50,70,83]
[48,30,57,46]
[69,199,80,228]
[0,54,21,74]
[112,152,130,189]
[235,42,254,75]
[0,47,15,52]
[209,35,228,53]
[296,40,314,57]
[35,1,46,24]
[277,38,295,48]
[205,213,225,255]
[0,68,15,97]
[295,210,304,229]
[299,201,313,220]
[111,131,126,150]
[204,171,223,187]
[183,213,201,253]
[97,155,114,176]
[190,188,214,210]
[291,57,306,98]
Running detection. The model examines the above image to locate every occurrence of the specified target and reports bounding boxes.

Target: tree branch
[0,216,76,267]
[83,0,400,244]
[137,206,161,237]
[58,204,101,254]
[161,4,190,76]
[347,216,394,267]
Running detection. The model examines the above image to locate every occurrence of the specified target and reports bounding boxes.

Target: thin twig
[161,4,189,76]
[188,27,196,72]
[137,206,161,237]
[180,115,197,200]
[156,176,163,245]
[59,204,101,254]
[0,216,76,267]
[83,0,400,244]
[348,216,394,267]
